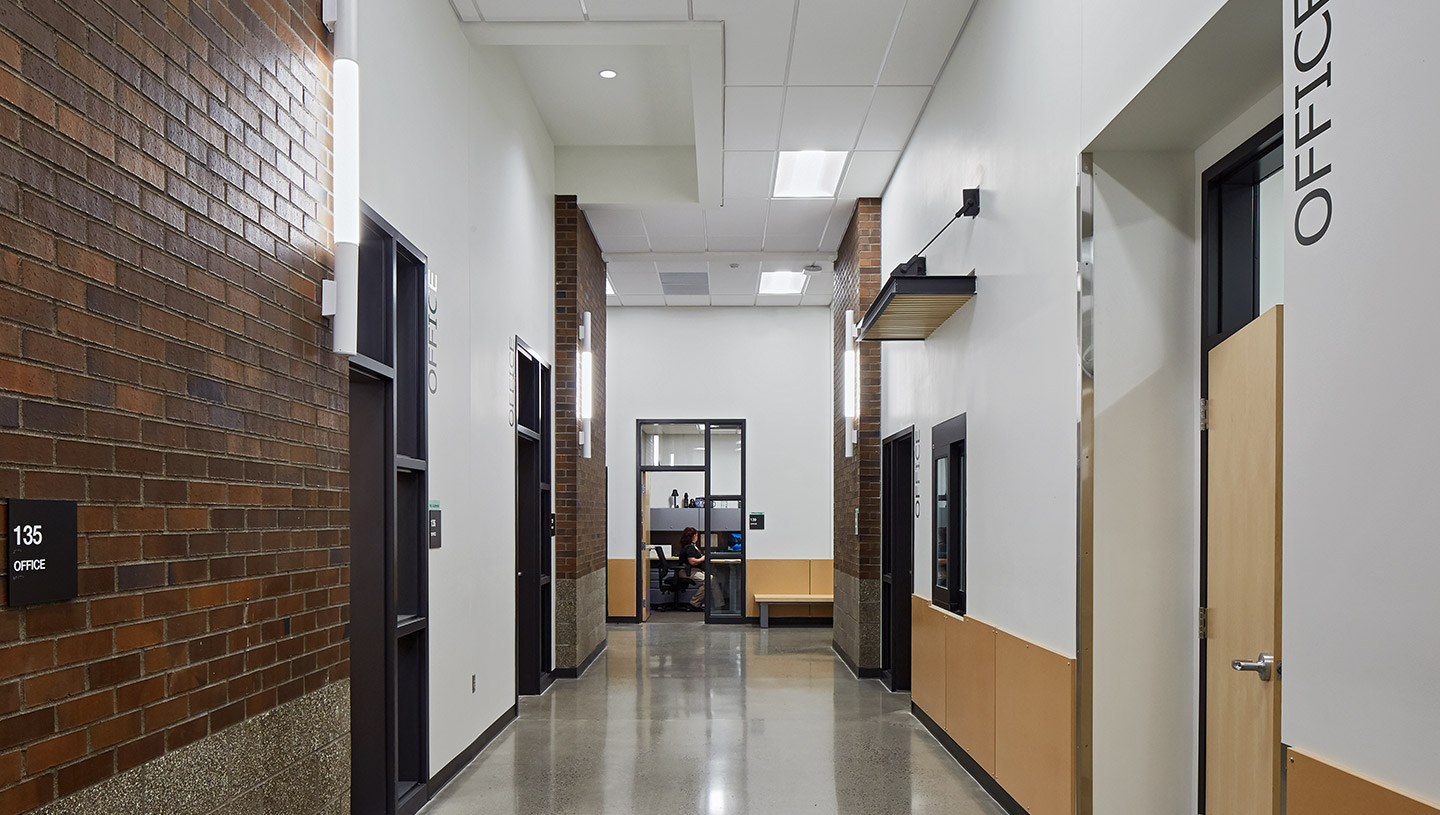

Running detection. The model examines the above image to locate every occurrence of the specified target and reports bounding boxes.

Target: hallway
[423,624,1004,815]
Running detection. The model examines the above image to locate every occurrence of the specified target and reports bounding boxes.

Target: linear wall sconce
[321,0,359,356]
[578,311,593,459]
[844,309,858,457]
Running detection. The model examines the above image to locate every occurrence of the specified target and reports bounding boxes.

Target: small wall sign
[749,512,765,530]
[6,499,78,606]
[428,500,442,549]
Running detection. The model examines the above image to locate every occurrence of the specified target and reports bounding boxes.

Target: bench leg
[760,603,769,629]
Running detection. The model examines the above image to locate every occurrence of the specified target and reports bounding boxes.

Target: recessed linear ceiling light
[759,271,808,295]
[774,151,847,198]
[599,69,618,79]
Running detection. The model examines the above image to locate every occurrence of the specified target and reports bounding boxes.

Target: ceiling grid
[449,0,976,307]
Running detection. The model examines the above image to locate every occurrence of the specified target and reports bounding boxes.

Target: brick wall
[833,199,882,668]
[553,196,606,668]
[0,0,344,812]
[833,199,882,581]
[553,197,606,582]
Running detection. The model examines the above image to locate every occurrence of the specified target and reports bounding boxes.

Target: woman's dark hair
[679,527,698,545]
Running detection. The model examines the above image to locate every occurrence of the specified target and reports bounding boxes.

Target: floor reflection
[421,623,1003,815]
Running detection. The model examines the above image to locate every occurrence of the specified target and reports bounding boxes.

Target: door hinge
[1199,607,1210,639]
[1200,398,1210,431]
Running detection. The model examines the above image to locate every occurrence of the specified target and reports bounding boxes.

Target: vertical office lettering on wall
[5,499,78,606]
[1293,0,1334,245]
[427,268,440,394]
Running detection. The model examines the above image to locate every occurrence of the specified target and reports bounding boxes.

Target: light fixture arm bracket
[894,189,982,278]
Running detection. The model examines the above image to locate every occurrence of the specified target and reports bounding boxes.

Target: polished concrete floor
[422,622,1005,815]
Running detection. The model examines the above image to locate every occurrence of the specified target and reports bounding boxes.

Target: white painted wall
[1282,3,1440,802]
[881,0,1084,656]
[606,308,833,561]
[360,0,555,775]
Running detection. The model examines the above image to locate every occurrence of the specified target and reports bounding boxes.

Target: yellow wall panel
[911,595,947,724]
[746,559,812,617]
[807,559,834,615]
[994,629,1075,815]
[1288,750,1440,815]
[945,614,997,775]
[607,559,635,618]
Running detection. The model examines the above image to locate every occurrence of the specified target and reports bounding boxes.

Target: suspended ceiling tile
[474,0,585,21]
[788,0,906,86]
[608,267,664,295]
[706,200,770,234]
[800,291,833,306]
[586,0,691,21]
[608,295,624,306]
[723,151,776,200]
[608,261,660,276]
[706,233,766,252]
[619,294,668,307]
[763,233,821,252]
[724,87,785,151]
[838,151,901,198]
[597,235,652,253]
[642,204,706,237]
[857,86,930,151]
[878,0,975,85]
[649,234,709,253]
[707,265,761,295]
[711,295,758,306]
[449,0,483,22]
[756,293,804,306]
[760,258,807,273]
[766,198,834,235]
[584,207,649,237]
[665,294,713,306]
[778,86,873,151]
[654,261,709,274]
[693,0,796,86]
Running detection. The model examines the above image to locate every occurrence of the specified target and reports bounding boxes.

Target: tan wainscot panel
[807,559,834,616]
[994,629,1076,815]
[944,613,996,775]
[607,559,635,618]
[746,559,812,618]
[910,595,946,724]
[1288,750,1440,815]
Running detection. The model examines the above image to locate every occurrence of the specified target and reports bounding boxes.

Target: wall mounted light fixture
[321,0,359,356]
[844,309,859,457]
[578,311,593,459]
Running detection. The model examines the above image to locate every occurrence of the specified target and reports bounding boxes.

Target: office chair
[652,547,695,611]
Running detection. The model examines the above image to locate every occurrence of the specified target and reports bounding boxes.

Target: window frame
[931,413,967,613]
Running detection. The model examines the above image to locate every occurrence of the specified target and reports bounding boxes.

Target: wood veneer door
[1205,305,1283,815]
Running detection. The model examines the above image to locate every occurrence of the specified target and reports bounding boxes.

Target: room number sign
[5,499,78,606]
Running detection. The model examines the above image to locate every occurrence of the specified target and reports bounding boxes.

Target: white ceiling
[448,0,976,307]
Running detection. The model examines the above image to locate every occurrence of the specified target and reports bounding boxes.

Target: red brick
[57,630,113,665]
[0,775,54,813]
[115,621,164,652]
[25,730,87,773]
[0,642,55,680]
[56,690,115,730]
[56,750,114,797]
[89,710,142,750]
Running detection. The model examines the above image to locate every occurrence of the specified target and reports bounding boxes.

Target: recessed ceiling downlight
[599,70,618,79]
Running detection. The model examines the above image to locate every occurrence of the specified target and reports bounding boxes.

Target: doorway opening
[635,421,747,625]
[1199,117,1284,815]
[515,340,554,696]
[349,207,430,815]
[881,427,915,691]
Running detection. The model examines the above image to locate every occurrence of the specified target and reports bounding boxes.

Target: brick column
[832,199,883,671]
[553,197,607,672]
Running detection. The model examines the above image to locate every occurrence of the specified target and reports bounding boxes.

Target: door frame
[633,419,747,623]
[881,426,915,691]
[514,337,554,698]
[1197,116,1285,814]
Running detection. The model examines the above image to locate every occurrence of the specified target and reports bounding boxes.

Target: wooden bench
[753,593,834,628]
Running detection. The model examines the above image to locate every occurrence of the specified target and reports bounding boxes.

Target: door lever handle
[1231,653,1276,682]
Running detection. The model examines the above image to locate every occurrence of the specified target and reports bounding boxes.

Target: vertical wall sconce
[321,0,359,355]
[578,311,593,459]
[844,309,859,457]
